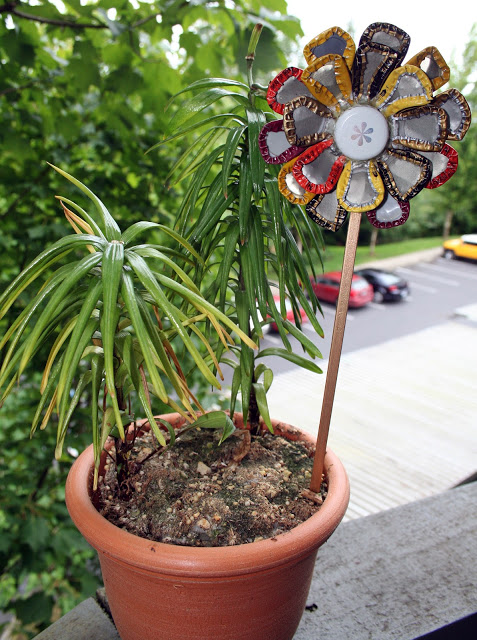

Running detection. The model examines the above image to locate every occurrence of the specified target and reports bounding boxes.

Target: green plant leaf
[126,251,220,389]
[147,113,246,153]
[54,195,105,238]
[120,271,168,402]
[168,88,248,130]
[48,164,121,240]
[280,319,323,358]
[245,107,266,201]
[101,241,125,434]
[0,235,104,319]
[152,271,257,351]
[165,78,248,109]
[257,347,323,373]
[218,221,239,310]
[240,243,263,338]
[238,153,253,242]
[190,411,236,445]
[119,335,167,447]
[18,252,102,377]
[53,279,103,412]
[56,371,92,458]
[252,383,273,433]
[221,125,245,197]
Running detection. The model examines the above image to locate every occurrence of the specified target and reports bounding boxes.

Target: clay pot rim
[66,416,349,578]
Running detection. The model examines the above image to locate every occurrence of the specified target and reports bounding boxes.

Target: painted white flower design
[352,122,373,146]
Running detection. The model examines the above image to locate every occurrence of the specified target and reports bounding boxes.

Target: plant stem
[309,211,362,493]
[246,23,263,107]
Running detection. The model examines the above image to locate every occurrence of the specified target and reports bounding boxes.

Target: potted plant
[0,26,350,640]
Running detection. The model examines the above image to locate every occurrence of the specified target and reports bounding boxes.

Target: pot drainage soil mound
[97,427,326,547]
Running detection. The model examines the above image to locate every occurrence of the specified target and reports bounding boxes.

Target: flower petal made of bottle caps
[304,27,356,70]
[359,23,410,65]
[258,120,303,164]
[292,140,346,194]
[375,65,433,117]
[278,159,316,205]
[337,160,385,212]
[266,67,315,115]
[431,89,471,141]
[306,193,348,231]
[377,148,432,201]
[301,54,352,107]
[367,193,410,228]
[352,42,399,101]
[390,105,447,152]
[283,96,334,147]
[419,143,458,189]
[406,46,450,91]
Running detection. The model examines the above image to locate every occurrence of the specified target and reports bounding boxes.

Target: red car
[269,295,308,332]
[310,271,373,308]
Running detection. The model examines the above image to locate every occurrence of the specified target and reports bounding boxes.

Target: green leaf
[18,252,102,376]
[222,125,245,197]
[126,251,220,389]
[240,243,263,338]
[246,107,266,201]
[91,354,104,470]
[56,371,92,458]
[21,515,50,552]
[119,336,167,448]
[121,271,168,402]
[154,271,256,350]
[218,221,239,309]
[14,592,53,626]
[238,153,253,242]
[147,113,246,154]
[53,279,102,412]
[54,195,105,238]
[101,241,125,433]
[280,319,323,358]
[0,235,104,319]
[166,78,248,109]
[168,88,248,130]
[252,382,273,432]
[254,363,273,393]
[257,347,323,373]
[47,164,121,240]
[190,411,236,445]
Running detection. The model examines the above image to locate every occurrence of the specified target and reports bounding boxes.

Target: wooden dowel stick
[310,211,362,493]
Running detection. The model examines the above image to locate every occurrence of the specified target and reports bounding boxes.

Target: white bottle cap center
[334,106,389,161]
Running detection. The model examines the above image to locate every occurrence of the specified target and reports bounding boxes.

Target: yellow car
[443,235,477,261]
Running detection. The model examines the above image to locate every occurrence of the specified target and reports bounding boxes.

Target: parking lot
[263,252,477,366]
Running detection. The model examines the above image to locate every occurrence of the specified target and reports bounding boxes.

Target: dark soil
[97,426,327,547]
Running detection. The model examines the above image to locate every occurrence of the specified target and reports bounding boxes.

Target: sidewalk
[356,246,443,270]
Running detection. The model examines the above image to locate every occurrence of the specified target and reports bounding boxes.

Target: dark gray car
[354,268,410,303]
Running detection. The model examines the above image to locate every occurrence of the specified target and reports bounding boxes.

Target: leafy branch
[0,1,162,31]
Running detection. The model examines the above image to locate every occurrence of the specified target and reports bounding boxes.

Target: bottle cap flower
[259,23,471,231]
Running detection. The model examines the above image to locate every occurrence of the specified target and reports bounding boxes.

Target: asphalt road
[259,255,477,374]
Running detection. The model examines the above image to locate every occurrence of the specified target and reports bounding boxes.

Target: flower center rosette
[259,23,471,231]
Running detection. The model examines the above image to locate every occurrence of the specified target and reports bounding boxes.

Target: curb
[355,246,443,271]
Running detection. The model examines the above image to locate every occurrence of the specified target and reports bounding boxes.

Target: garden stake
[310,211,362,493]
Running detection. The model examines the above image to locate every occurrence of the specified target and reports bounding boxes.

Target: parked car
[269,295,308,333]
[443,234,477,261]
[354,268,410,303]
[310,272,373,308]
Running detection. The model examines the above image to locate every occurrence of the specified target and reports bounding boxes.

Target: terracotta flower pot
[66,415,349,640]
